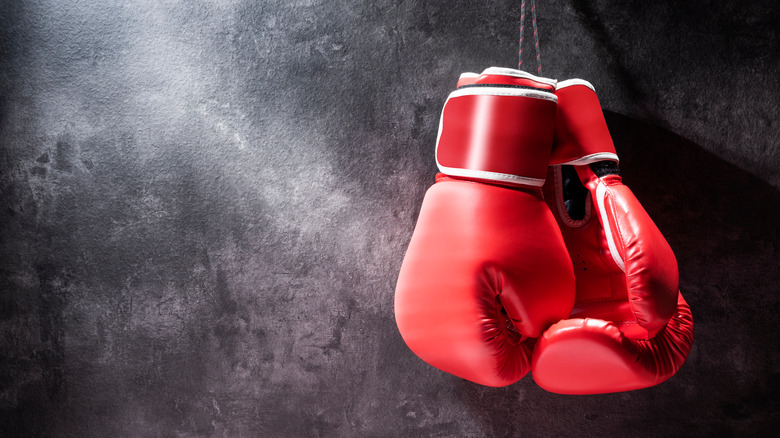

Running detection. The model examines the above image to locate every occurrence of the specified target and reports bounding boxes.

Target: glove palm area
[534,164,694,394]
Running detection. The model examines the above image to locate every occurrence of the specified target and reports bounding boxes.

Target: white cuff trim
[596,182,626,272]
[557,152,619,166]
[557,78,596,91]
[447,86,557,103]
[480,67,558,88]
[436,164,547,187]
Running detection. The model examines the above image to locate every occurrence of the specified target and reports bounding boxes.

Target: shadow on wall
[454,111,780,436]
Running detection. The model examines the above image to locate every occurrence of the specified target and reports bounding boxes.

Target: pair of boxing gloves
[394,67,694,394]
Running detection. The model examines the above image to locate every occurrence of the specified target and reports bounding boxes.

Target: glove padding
[395,68,574,387]
[532,163,694,394]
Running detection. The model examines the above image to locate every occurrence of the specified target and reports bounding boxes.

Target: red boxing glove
[395,68,575,387]
[532,79,694,394]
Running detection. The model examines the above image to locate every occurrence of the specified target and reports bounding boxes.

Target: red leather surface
[436,91,556,184]
[583,170,679,336]
[535,164,694,394]
[395,178,575,387]
[532,80,694,394]
[550,83,617,165]
[532,294,693,394]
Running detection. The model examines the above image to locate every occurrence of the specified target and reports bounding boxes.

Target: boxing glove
[531,79,694,394]
[395,67,575,387]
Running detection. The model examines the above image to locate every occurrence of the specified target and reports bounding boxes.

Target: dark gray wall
[1,0,777,436]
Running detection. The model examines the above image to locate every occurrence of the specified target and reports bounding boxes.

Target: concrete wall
[1,0,777,436]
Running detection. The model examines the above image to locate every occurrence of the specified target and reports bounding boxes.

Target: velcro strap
[436,86,557,187]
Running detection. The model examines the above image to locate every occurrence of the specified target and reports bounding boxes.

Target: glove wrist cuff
[551,79,619,166]
[436,67,558,188]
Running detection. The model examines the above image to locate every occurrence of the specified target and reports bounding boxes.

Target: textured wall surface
[1,0,777,436]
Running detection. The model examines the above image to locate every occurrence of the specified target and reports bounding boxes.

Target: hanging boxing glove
[395,67,575,387]
[532,79,694,394]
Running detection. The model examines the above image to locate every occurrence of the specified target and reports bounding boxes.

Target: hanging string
[531,0,541,73]
[517,0,542,74]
